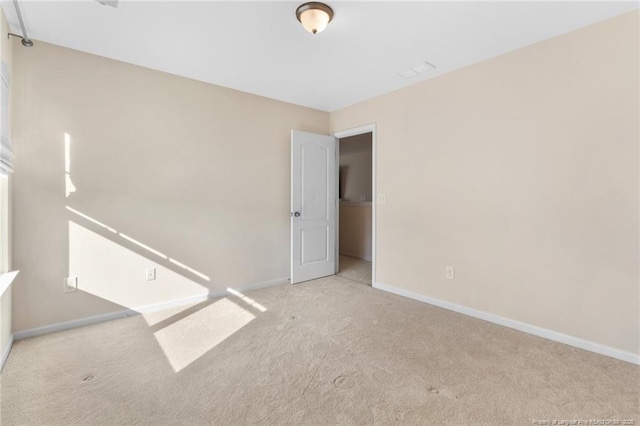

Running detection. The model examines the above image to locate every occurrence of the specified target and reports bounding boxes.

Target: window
[0,61,11,274]
[0,175,7,274]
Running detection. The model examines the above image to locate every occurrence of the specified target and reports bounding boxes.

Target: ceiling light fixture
[296,2,334,35]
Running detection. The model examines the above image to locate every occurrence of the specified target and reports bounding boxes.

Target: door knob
[293,212,301,217]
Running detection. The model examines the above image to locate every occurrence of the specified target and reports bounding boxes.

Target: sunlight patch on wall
[66,206,117,233]
[67,206,210,282]
[69,220,208,309]
[64,133,76,197]
[120,232,168,259]
[169,258,210,281]
[153,297,255,372]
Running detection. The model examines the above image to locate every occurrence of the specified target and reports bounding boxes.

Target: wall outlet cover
[446,266,455,280]
[64,276,78,293]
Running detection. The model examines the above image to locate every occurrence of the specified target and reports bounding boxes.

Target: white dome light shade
[296,2,334,35]
[299,9,330,34]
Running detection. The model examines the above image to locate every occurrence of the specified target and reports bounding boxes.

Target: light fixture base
[296,2,334,34]
[8,33,33,47]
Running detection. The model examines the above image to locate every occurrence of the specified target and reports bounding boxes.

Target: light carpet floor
[337,255,372,285]
[1,275,638,425]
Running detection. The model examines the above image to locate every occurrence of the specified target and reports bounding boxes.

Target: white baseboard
[374,281,640,366]
[14,308,140,340]
[1,334,14,372]
[14,277,289,341]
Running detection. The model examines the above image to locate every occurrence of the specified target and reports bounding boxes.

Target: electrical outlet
[64,276,78,293]
[360,195,366,201]
[146,267,157,281]
[377,193,387,204]
[446,266,455,280]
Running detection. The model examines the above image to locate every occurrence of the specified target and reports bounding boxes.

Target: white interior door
[291,130,337,284]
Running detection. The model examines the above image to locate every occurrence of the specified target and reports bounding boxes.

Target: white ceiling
[2,1,638,111]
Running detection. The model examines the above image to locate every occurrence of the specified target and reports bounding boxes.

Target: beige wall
[331,11,640,355]
[339,203,372,262]
[11,41,328,332]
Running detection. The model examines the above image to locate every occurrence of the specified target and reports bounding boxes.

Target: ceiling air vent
[399,61,436,78]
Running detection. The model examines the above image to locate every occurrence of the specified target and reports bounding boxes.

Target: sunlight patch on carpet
[153,298,255,372]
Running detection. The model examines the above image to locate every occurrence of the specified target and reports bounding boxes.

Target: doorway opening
[335,127,375,286]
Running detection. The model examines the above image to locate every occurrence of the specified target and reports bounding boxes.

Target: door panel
[301,227,329,264]
[291,130,336,284]
[301,143,328,221]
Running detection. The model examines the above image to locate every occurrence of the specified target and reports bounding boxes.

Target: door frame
[332,123,377,285]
